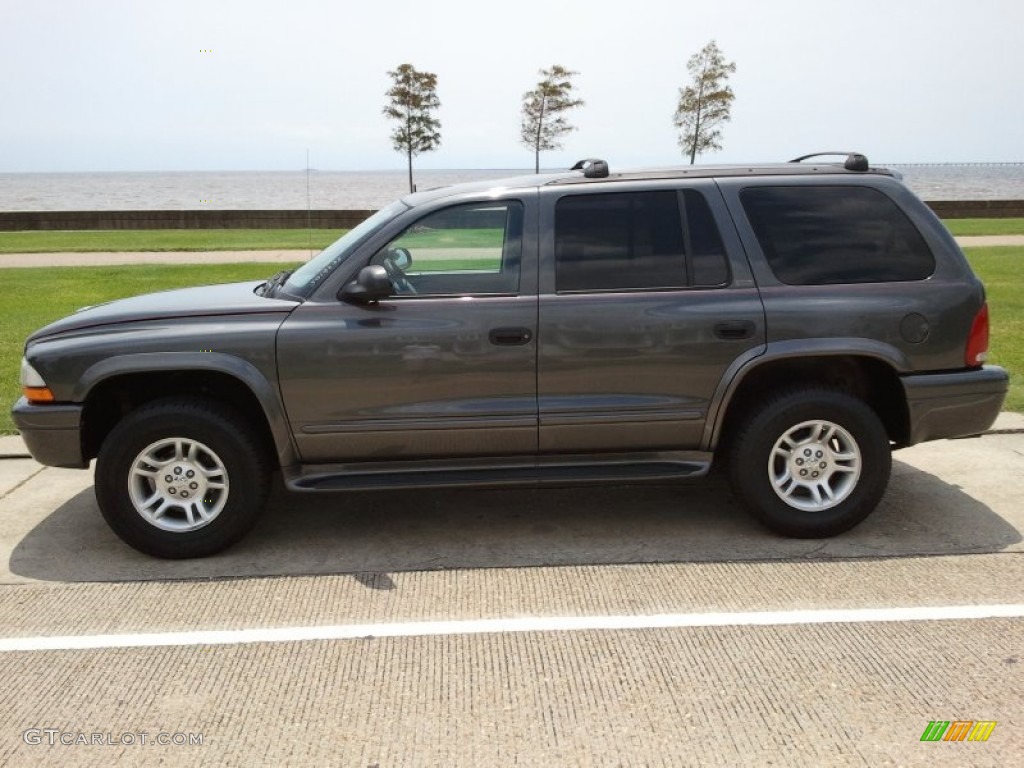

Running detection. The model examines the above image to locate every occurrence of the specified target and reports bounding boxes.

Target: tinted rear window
[555,190,729,292]
[740,186,935,285]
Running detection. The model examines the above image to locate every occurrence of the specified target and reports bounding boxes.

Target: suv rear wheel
[95,397,271,558]
[728,389,891,537]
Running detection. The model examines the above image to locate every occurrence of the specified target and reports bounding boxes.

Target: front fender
[75,352,298,468]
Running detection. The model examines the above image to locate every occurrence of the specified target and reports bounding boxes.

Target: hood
[29,281,299,341]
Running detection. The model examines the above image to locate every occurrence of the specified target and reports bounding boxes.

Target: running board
[285,451,712,492]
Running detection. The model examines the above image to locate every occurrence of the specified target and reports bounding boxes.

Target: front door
[277,197,538,463]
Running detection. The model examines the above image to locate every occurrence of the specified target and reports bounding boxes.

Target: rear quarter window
[740,186,935,285]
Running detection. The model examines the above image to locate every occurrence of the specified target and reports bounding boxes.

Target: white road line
[1,603,1022,653]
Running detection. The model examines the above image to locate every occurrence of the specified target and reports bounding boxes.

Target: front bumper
[901,365,1009,446]
[11,397,87,468]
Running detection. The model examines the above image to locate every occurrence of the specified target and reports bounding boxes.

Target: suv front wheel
[95,397,271,558]
[729,389,891,537]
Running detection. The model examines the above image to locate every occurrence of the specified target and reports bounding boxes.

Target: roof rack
[570,158,610,178]
[790,152,869,172]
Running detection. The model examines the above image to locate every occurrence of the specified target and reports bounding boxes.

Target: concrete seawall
[925,200,1024,219]
[0,210,376,231]
[2,200,1023,231]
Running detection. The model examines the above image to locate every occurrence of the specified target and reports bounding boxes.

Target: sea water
[1,165,1022,212]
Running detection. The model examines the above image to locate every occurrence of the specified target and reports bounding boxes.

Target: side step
[285,451,712,492]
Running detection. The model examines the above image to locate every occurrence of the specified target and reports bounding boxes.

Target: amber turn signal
[22,386,55,403]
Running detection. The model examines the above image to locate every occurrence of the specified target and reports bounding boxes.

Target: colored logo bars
[920,720,997,742]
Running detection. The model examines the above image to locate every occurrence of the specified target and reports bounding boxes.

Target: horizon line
[4,162,1024,175]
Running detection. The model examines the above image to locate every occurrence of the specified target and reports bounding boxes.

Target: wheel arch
[78,353,296,469]
[707,346,911,452]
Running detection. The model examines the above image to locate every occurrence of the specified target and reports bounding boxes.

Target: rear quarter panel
[715,174,984,373]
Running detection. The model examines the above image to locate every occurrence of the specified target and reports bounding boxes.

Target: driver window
[371,201,523,296]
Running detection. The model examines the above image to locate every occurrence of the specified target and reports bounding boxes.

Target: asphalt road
[0,417,1022,766]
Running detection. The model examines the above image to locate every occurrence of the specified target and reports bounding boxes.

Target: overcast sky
[1,0,1021,172]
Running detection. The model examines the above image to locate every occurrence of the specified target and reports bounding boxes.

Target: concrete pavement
[2,416,1023,584]
[0,423,1022,765]
[956,234,1024,247]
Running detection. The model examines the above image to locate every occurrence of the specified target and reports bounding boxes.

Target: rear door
[536,180,765,453]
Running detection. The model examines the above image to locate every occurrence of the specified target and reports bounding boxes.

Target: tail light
[964,303,989,368]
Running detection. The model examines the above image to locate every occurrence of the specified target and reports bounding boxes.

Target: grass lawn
[943,218,1024,236]
[0,263,286,434]
[0,250,1020,435]
[964,247,1024,412]
[0,229,346,254]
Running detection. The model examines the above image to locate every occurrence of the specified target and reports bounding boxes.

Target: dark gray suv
[13,154,1009,557]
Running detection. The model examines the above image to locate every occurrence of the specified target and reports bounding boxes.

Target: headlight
[20,358,54,403]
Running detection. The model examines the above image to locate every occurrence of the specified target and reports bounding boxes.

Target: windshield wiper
[260,269,293,297]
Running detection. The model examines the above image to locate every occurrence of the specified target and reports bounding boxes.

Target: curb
[0,435,30,459]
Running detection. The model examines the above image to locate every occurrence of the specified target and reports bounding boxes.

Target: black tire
[728,388,891,538]
[95,397,271,558]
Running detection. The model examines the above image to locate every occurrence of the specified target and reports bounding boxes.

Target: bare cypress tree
[674,41,736,164]
[520,66,584,173]
[383,64,441,193]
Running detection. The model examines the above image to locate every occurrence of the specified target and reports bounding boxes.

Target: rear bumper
[10,397,87,468]
[901,365,1008,446]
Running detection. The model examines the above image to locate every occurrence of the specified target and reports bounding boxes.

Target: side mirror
[389,246,412,270]
[341,265,392,304]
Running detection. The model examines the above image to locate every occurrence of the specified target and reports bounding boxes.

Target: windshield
[280,200,408,296]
